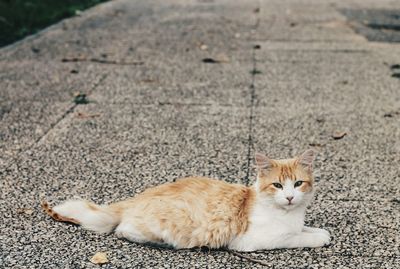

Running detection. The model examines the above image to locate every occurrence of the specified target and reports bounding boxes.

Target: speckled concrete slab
[1,0,400,268]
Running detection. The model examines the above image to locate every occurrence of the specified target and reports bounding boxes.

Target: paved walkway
[1,0,399,268]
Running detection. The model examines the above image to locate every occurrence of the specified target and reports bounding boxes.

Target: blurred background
[0,0,108,47]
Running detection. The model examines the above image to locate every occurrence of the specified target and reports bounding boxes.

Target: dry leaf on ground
[332,131,347,140]
[90,252,108,265]
[200,44,208,50]
[309,142,324,147]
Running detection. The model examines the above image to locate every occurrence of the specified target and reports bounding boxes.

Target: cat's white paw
[310,232,331,247]
[319,228,330,238]
[313,228,330,238]
[303,226,330,238]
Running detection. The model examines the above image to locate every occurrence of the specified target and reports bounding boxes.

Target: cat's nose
[286,196,294,202]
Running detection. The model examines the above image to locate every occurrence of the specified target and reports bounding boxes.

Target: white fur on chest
[229,197,306,251]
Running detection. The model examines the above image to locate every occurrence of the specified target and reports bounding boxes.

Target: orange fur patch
[109,177,256,248]
[258,159,314,193]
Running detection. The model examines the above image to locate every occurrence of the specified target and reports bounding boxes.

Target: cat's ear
[298,149,317,171]
[255,152,273,169]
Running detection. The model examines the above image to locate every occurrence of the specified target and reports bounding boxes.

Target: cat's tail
[41,200,121,234]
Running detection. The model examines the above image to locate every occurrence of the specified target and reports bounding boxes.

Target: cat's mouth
[284,202,296,209]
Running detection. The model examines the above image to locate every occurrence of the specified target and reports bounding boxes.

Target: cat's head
[254,149,316,210]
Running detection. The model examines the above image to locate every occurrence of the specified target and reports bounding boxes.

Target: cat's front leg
[229,231,330,251]
[278,231,330,249]
[303,226,330,237]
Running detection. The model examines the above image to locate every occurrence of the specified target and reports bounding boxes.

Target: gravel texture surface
[1,0,399,268]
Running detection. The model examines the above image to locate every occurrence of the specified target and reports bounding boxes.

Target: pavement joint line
[243,57,256,186]
[244,2,268,187]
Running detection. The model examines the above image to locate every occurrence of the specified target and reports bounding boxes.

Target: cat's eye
[294,181,303,188]
[272,183,283,189]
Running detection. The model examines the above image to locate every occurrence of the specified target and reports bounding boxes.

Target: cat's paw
[318,228,330,238]
[310,232,331,247]
[303,226,330,238]
[313,228,330,238]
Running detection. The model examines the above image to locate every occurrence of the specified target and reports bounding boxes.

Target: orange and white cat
[42,150,330,251]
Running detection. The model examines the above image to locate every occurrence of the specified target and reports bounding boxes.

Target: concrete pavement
[1,0,399,268]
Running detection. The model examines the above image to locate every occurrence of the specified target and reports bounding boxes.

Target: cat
[41,149,330,251]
